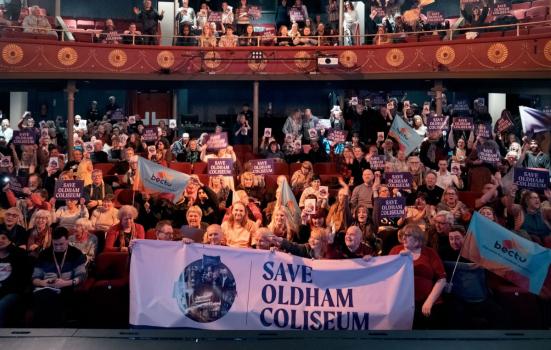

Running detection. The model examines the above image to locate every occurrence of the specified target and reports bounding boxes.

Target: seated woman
[274,25,293,46]
[68,218,98,267]
[239,24,258,46]
[260,138,285,160]
[221,202,258,248]
[122,22,143,45]
[507,189,551,245]
[181,205,209,234]
[326,187,353,235]
[196,186,220,224]
[90,194,119,232]
[352,204,381,255]
[209,175,231,213]
[27,210,53,258]
[236,171,265,206]
[399,192,435,232]
[0,207,28,249]
[298,175,328,210]
[175,23,197,46]
[374,24,391,45]
[291,160,313,193]
[105,205,145,252]
[218,26,238,47]
[268,206,298,241]
[52,198,89,232]
[199,22,217,48]
[389,224,447,329]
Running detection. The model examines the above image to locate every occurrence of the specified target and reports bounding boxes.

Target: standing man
[133,0,164,45]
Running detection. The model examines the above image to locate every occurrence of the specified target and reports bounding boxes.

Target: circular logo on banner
[203,51,221,70]
[157,50,175,69]
[386,48,404,67]
[108,49,128,68]
[294,50,311,70]
[2,44,24,65]
[174,255,237,323]
[487,43,509,64]
[435,46,455,65]
[248,51,267,72]
[339,50,358,68]
[543,40,551,62]
[57,47,78,66]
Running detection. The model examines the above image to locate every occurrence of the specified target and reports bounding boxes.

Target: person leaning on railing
[22,6,57,39]
[122,23,143,45]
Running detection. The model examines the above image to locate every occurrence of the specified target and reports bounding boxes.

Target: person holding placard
[235,0,251,35]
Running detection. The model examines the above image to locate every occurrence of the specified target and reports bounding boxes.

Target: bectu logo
[494,239,527,263]
[150,171,173,187]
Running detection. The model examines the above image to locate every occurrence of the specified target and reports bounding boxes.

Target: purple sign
[12,131,35,145]
[454,100,470,114]
[207,132,229,151]
[54,180,84,200]
[208,12,222,22]
[370,155,385,170]
[384,172,413,189]
[207,159,233,176]
[8,176,24,196]
[513,168,550,190]
[475,123,492,138]
[328,130,348,143]
[142,126,158,142]
[111,109,124,121]
[452,117,474,131]
[425,11,445,25]
[427,116,449,132]
[250,159,274,175]
[377,197,406,221]
[478,146,501,164]
[496,115,514,133]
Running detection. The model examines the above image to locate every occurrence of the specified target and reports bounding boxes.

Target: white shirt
[0,127,13,143]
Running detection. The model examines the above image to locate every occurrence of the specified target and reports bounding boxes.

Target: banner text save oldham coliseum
[259,262,369,330]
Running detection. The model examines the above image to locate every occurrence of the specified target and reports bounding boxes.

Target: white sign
[130,241,414,330]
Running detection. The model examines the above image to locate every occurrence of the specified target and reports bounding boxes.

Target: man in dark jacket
[133,0,164,45]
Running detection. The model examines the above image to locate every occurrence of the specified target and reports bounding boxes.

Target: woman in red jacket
[105,205,145,252]
[390,224,447,329]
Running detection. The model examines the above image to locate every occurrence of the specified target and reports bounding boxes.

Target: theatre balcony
[1,20,551,81]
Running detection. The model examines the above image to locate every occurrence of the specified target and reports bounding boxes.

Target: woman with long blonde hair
[268,205,298,241]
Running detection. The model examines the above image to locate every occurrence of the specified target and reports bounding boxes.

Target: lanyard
[52,248,68,279]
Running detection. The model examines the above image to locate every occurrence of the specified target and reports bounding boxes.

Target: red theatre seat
[314,162,337,174]
[467,167,492,192]
[530,25,551,34]
[524,6,549,21]
[65,19,77,29]
[419,34,441,42]
[93,162,116,175]
[272,161,289,176]
[289,163,303,176]
[82,252,130,327]
[197,174,209,186]
[457,191,481,209]
[265,174,288,192]
[114,189,136,208]
[169,162,192,174]
[191,162,207,174]
[77,19,95,30]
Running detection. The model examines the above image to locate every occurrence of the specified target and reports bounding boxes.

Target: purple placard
[452,117,474,131]
[454,100,470,113]
[208,12,222,22]
[370,155,385,170]
[475,123,492,138]
[12,130,35,145]
[384,172,413,189]
[207,159,233,176]
[496,115,514,133]
[425,11,445,24]
[513,168,550,190]
[54,180,84,200]
[478,146,501,164]
[250,159,274,175]
[377,197,406,221]
[289,8,304,22]
[111,109,124,121]
[427,116,449,132]
[328,130,348,143]
[206,132,228,151]
[142,126,158,142]
[8,176,24,196]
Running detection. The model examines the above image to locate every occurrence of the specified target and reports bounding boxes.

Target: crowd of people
[0,0,532,47]
[0,89,549,329]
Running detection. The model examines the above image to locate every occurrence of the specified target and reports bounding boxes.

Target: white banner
[130,241,415,330]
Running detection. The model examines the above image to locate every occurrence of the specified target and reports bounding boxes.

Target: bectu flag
[133,156,190,203]
[462,212,551,295]
[519,106,551,136]
[387,117,423,156]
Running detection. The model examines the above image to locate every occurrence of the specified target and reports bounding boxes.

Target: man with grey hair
[327,225,375,259]
[302,108,319,143]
